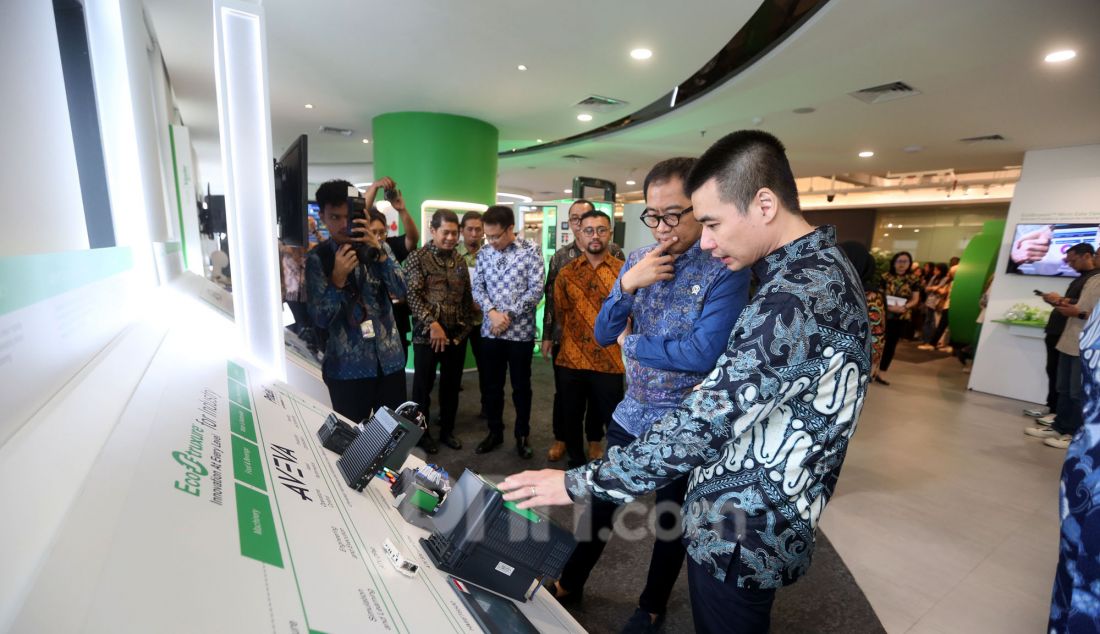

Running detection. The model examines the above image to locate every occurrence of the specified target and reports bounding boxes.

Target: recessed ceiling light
[536,139,543,143]
[1044,49,1076,63]
[361,138,369,144]
[517,64,528,71]
[626,180,637,186]
[577,113,593,122]
[884,233,890,237]
[858,150,875,158]
[898,224,904,228]
[630,48,653,60]
[563,189,572,193]
[914,229,920,233]
[887,223,893,228]
[304,103,314,109]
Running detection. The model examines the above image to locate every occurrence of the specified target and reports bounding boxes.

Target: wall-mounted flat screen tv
[1006,223,1100,277]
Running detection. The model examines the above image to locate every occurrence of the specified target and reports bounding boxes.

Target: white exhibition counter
[0,259,583,633]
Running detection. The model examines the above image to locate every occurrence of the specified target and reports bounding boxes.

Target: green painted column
[371,112,498,234]
[949,219,1006,345]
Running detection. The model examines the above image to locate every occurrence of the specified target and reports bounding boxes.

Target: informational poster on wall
[12,324,580,634]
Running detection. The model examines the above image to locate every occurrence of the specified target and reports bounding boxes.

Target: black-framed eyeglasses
[580,226,610,237]
[640,207,693,228]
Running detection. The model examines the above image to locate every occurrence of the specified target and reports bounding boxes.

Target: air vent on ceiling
[848,81,921,104]
[319,125,354,137]
[561,154,588,161]
[958,134,1006,143]
[574,95,629,111]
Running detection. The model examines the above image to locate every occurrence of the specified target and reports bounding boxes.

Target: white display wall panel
[9,306,582,633]
[969,144,1100,404]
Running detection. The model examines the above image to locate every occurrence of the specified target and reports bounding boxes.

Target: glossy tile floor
[821,349,1066,633]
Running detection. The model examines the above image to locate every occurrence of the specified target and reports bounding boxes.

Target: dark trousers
[1045,331,1061,411]
[551,343,566,442]
[931,308,950,345]
[412,338,467,437]
[687,560,776,634]
[468,329,488,412]
[880,318,908,371]
[559,421,688,616]
[286,300,309,333]
[1053,352,1083,436]
[324,370,406,423]
[480,338,533,438]
[557,366,623,466]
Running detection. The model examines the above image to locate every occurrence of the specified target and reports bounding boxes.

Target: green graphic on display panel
[948,219,1006,345]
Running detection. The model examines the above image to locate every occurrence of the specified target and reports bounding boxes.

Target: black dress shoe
[516,436,533,459]
[873,375,890,386]
[418,434,439,455]
[439,433,463,450]
[475,433,503,454]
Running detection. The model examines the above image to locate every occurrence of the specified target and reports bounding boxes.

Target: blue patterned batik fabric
[471,237,545,342]
[566,225,871,589]
[1049,310,1100,633]
[593,242,749,437]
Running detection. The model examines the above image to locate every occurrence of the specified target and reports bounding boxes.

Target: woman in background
[840,241,885,377]
[878,251,920,385]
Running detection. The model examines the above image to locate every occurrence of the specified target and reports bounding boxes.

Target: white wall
[0,2,90,255]
[969,144,1100,404]
[85,0,177,284]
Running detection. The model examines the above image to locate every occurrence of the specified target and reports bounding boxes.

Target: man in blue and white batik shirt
[471,205,545,459]
[1049,304,1100,633]
[502,130,871,634]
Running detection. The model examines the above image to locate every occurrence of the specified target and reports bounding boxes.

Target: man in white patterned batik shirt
[502,130,871,634]
[471,205,545,459]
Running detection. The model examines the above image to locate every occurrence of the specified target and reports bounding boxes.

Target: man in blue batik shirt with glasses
[548,157,750,633]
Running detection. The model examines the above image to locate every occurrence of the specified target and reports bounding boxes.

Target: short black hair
[579,210,610,225]
[1068,242,1095,256]
[460,211,482,228]
[890,251,914,274]
[643,157,696,202]
[569,199,596,214]
[368,209,386,227]
[315,179,353,213]
[686,130,801,215]
[430,208,459,229]
[482,205,515,229]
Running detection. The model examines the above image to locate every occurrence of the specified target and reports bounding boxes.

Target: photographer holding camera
[306,179,408,422]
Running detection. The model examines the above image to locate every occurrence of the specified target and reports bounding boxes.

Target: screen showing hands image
[1007,223,1099,277]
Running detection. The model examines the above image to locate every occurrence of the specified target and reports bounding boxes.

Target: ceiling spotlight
[1044,49,1076,63]
[304,103,314,109]
[362,138,369,144]
[626,180,637,186]
[884,233,890,237]
[536,138,543,143]
[577,113,593,122]
[898,224,904,228]
[914,229,920,233]
[517,64,528,71]
[887,223,893,228]
[630,48,653,60]
[563,189,572,193]
[858,150,875,158]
